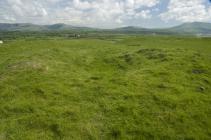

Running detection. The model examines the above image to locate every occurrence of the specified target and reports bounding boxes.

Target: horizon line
[1,21,210,30]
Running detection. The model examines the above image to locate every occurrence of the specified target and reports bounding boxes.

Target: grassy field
[0,36,211,139]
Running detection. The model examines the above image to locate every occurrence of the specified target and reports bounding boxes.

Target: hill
[0,23,96,32]
[167,22,211,34]
[0,22,211,35]
[112,22,211,35]
[0,23,44,31]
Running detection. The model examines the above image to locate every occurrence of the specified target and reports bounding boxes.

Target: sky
[0,0,211,28]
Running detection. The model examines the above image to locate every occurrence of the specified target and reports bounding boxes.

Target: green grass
[0,36,211,139]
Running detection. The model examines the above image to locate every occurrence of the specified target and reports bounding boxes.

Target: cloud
[0,0,160,27]
[1,0,210,28]
[160,0,211,22]
[7,0,47,17]
[51,0,160,27]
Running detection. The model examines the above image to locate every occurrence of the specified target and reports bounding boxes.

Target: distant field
[0,36,211,139]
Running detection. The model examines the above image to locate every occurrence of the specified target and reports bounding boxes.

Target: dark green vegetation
[0,36,211,139]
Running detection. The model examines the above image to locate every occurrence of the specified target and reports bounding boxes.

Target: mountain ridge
[0,22,211,35]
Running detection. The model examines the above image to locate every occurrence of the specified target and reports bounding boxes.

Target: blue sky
[0,0,211,28]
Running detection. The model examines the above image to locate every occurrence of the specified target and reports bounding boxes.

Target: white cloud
[55,0,160,27]
[0,0,160,27]
[1,0,211,27]
[160,0,211,22]
[135,10,152,19]
[7,0,48,17]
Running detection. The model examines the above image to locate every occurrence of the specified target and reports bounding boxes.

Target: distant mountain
[113,22,211,35]
[167,22,211,34]
[0,23,96,32]
[0,23,44,31]
[44,23,96,31]
[45,23,70,30]
[0,22,211,35]
[113,26,147,31]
